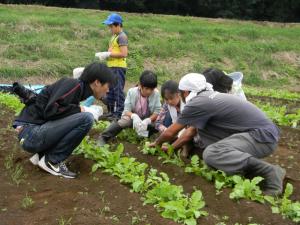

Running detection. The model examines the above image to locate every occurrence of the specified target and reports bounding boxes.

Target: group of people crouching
[13,62,285,196]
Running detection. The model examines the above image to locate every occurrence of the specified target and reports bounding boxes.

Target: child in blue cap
[96,13,128,121]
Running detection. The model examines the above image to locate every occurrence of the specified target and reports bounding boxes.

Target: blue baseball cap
[102,13,123,25]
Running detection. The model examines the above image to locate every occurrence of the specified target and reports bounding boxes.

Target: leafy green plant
[141,142,158,155]
[244,86,300,101]
[92,120,110,132]
[254,101,300,128]
[159,190,208,225]
[117,128,144,144]
[185,155,236,191]
[142,142,185,167]
[265,183,300,222]
[229,176,265,203]
[144,181,184,205]
[0,92,24,114]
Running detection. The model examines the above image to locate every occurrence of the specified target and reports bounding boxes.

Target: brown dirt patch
[273,52,300,68]
[143,57,194,80]
[261,70,280,80]
[221,57,235,70]
[0,76,58,86]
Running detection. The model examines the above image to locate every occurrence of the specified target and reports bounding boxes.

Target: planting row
[74,138,208,225]
[253,101,300,128]
[141,142,300,223]
[244,86,300,101]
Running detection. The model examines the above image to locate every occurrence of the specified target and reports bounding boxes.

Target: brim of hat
[102,19,113,25]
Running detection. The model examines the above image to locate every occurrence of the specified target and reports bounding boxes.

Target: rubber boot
[246,157,286,196]
[97,122,123,147]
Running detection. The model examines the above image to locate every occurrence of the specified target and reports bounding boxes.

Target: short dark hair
[202,68,233,93]
[161,80,179,99]
[112,22,122,27]
[139,70,157,89]
[80,62,115,85]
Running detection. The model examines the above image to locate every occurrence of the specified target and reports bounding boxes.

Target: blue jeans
[18,112,94,164]
[106,67,126,117]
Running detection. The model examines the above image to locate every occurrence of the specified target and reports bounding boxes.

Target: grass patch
[0,4,299,89]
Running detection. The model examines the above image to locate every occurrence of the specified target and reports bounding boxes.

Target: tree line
[1,0,300,22]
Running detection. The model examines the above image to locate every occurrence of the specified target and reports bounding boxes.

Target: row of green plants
[142,143,265,202]
[141,143,300,223]
[74,138,208,225]
[93,120,300,223]
[253,101,300,128]
[244,86,300,101]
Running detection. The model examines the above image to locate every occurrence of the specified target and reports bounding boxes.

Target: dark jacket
[14,78,93,125]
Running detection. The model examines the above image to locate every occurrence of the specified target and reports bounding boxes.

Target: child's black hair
[80,62,115,85]
[139,70,157,89]
[112,22,123,27]
[202,68,233,93]
[161,80,179,99]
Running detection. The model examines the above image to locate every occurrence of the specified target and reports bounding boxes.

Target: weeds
[4,153,27,186]
[21,193,34,209]
[57,217,72,225]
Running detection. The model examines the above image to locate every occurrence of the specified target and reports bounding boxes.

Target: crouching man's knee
[202,145,219,168]
[81,112,94,128]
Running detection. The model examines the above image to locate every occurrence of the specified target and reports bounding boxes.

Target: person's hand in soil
[148,142,157,148]
[161,143,169,152]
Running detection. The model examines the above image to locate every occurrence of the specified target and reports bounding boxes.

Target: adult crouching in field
[13,62,115,178]
[150,73,285,196]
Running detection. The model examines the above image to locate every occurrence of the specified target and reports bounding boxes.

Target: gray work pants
[202,132,277,175]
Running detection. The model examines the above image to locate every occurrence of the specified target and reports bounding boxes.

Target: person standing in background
[96,13,128,121]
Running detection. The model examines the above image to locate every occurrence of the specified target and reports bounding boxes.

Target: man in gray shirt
[151,73,285,196]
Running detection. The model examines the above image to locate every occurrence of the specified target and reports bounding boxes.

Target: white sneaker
[38,156,60,176]
[29,153,40,166]
[37,156,77,179]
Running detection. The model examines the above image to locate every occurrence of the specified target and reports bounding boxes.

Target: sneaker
[29,153,44,166]
[38,156,77,179]
[57,161,77,179]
